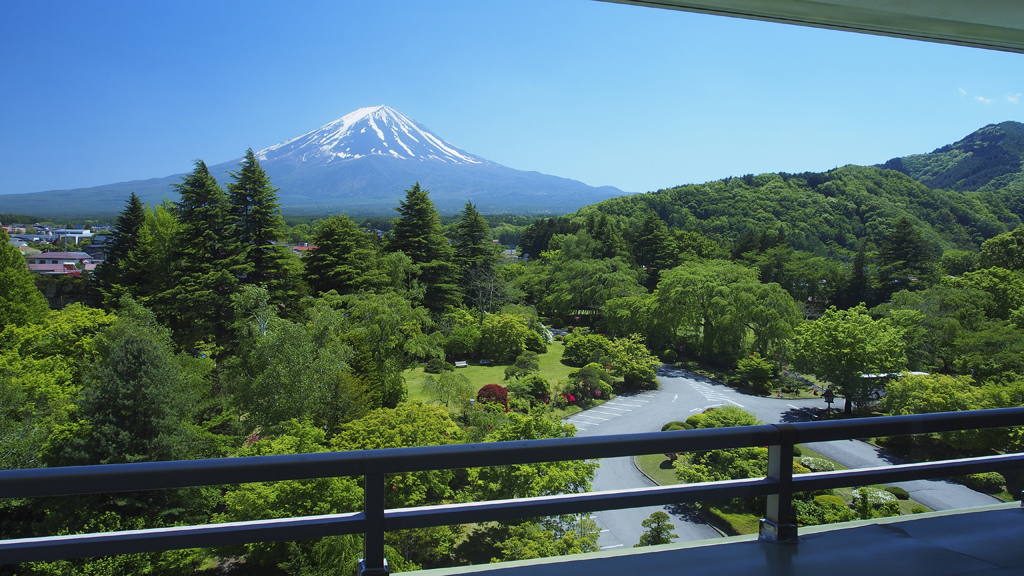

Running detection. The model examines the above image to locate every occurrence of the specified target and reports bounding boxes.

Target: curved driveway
[567,365,999,550]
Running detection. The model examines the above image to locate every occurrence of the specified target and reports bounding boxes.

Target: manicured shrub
[563,334,613,366]
[793,462,812,474]
[685,414,705,428]
[792,445,803,457]
[800,457,835,472]
[911,505,929,514]
[884,486,910,500]
[959,472,1005,493]
[524,330,548,354]
[424,357,454,374]
[813,494,848,508]
[661,421,687,431]
[505,374,550,406]
[477,384,509,412]
[660,349,678,363]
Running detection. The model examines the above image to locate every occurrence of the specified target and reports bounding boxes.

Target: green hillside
[579,165,1021,257]
[880,121,1024,192]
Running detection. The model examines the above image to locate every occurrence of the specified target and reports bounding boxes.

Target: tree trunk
[844,395,852,414]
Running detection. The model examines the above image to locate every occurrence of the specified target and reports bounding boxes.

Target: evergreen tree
[227,148,301,307]
[94,192,147,307]
[160,160,237,353]
[0,229,49,332]
[388,183,461,311]
[304,215,385,295]
[451,201,496,271]
[876,217,939,300]
[633,211,675,291]
[586,212,630,261]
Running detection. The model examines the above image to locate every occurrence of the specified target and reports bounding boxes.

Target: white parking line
[568,420,596,427]
[574,414,610,421]
[588,410,621,416]
[601,406,632,412]
[607,403,641,408]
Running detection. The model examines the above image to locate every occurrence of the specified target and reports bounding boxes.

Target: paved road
[566,365,998,549]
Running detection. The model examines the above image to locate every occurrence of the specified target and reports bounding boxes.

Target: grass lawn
[406,341,578,402]
[635,453,680,486]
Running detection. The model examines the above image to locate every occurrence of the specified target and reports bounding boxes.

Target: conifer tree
[94,192,147,307]
[451,201,496,271]
[388,183,461,311]
[633,211,675,291]
[0,229,49,332]
[159,160,237,353]
[304,214,386,295]
[227,148,300,307]
[877,216,938,300]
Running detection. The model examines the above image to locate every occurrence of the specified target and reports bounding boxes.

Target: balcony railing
[2,407,1023,574]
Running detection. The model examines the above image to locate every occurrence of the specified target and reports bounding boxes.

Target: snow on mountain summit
[256,105,486,167]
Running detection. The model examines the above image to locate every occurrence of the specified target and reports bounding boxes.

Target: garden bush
[660,349,678,363]
[524,330,548,354]
[661,421,687,431]
[884,486,910,500]
[685,414,705,428]
[563,334,613,366]
[911,505,928,514]
[958,472,1005,493]
[504,374,550,406]
[813,494,848,508]
[477,384,509,412]
[795,495,856,526]
[800,457,835,472]
[424,357,454,374]
[792,445,803,457]
[793,462,812,474]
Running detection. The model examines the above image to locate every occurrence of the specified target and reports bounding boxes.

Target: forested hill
[880,121,1024,192]
[576,165,1022,257]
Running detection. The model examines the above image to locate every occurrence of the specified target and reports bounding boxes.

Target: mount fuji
[0,106,627,217]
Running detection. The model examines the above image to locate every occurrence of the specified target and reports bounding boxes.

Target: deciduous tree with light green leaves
[793,305,907,414]
[0,229,49,332]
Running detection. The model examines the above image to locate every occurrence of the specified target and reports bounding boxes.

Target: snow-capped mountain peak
[256,105,486,166]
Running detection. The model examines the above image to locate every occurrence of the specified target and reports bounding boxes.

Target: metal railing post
[359,473,389,576]
[760,424,798,543]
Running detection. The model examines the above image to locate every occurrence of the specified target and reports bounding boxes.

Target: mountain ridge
[0,106,625,217]
[879,121,1024,192]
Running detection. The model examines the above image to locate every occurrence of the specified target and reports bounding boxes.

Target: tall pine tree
[388,183,461,311]
[94,192,147,307]
[159,160,237,354]
[451,201,496,272]
[227,148,300,307]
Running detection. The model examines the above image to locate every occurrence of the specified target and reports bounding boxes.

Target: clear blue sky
[1,0,1021,196]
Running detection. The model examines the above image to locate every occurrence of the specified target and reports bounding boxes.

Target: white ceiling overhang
[598,0,1024,53]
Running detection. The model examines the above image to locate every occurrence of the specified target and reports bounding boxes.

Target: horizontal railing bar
[3,408,1023,500]
[0,426,781,499]
[789,407,1024,444]
[1,408,1023,565]
[384,477,775,531]
[0,512,365,565]
[792,452,1024,493]
[0,479,774,564]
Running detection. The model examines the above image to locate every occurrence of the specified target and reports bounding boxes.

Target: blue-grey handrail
[1,407,1023,570]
